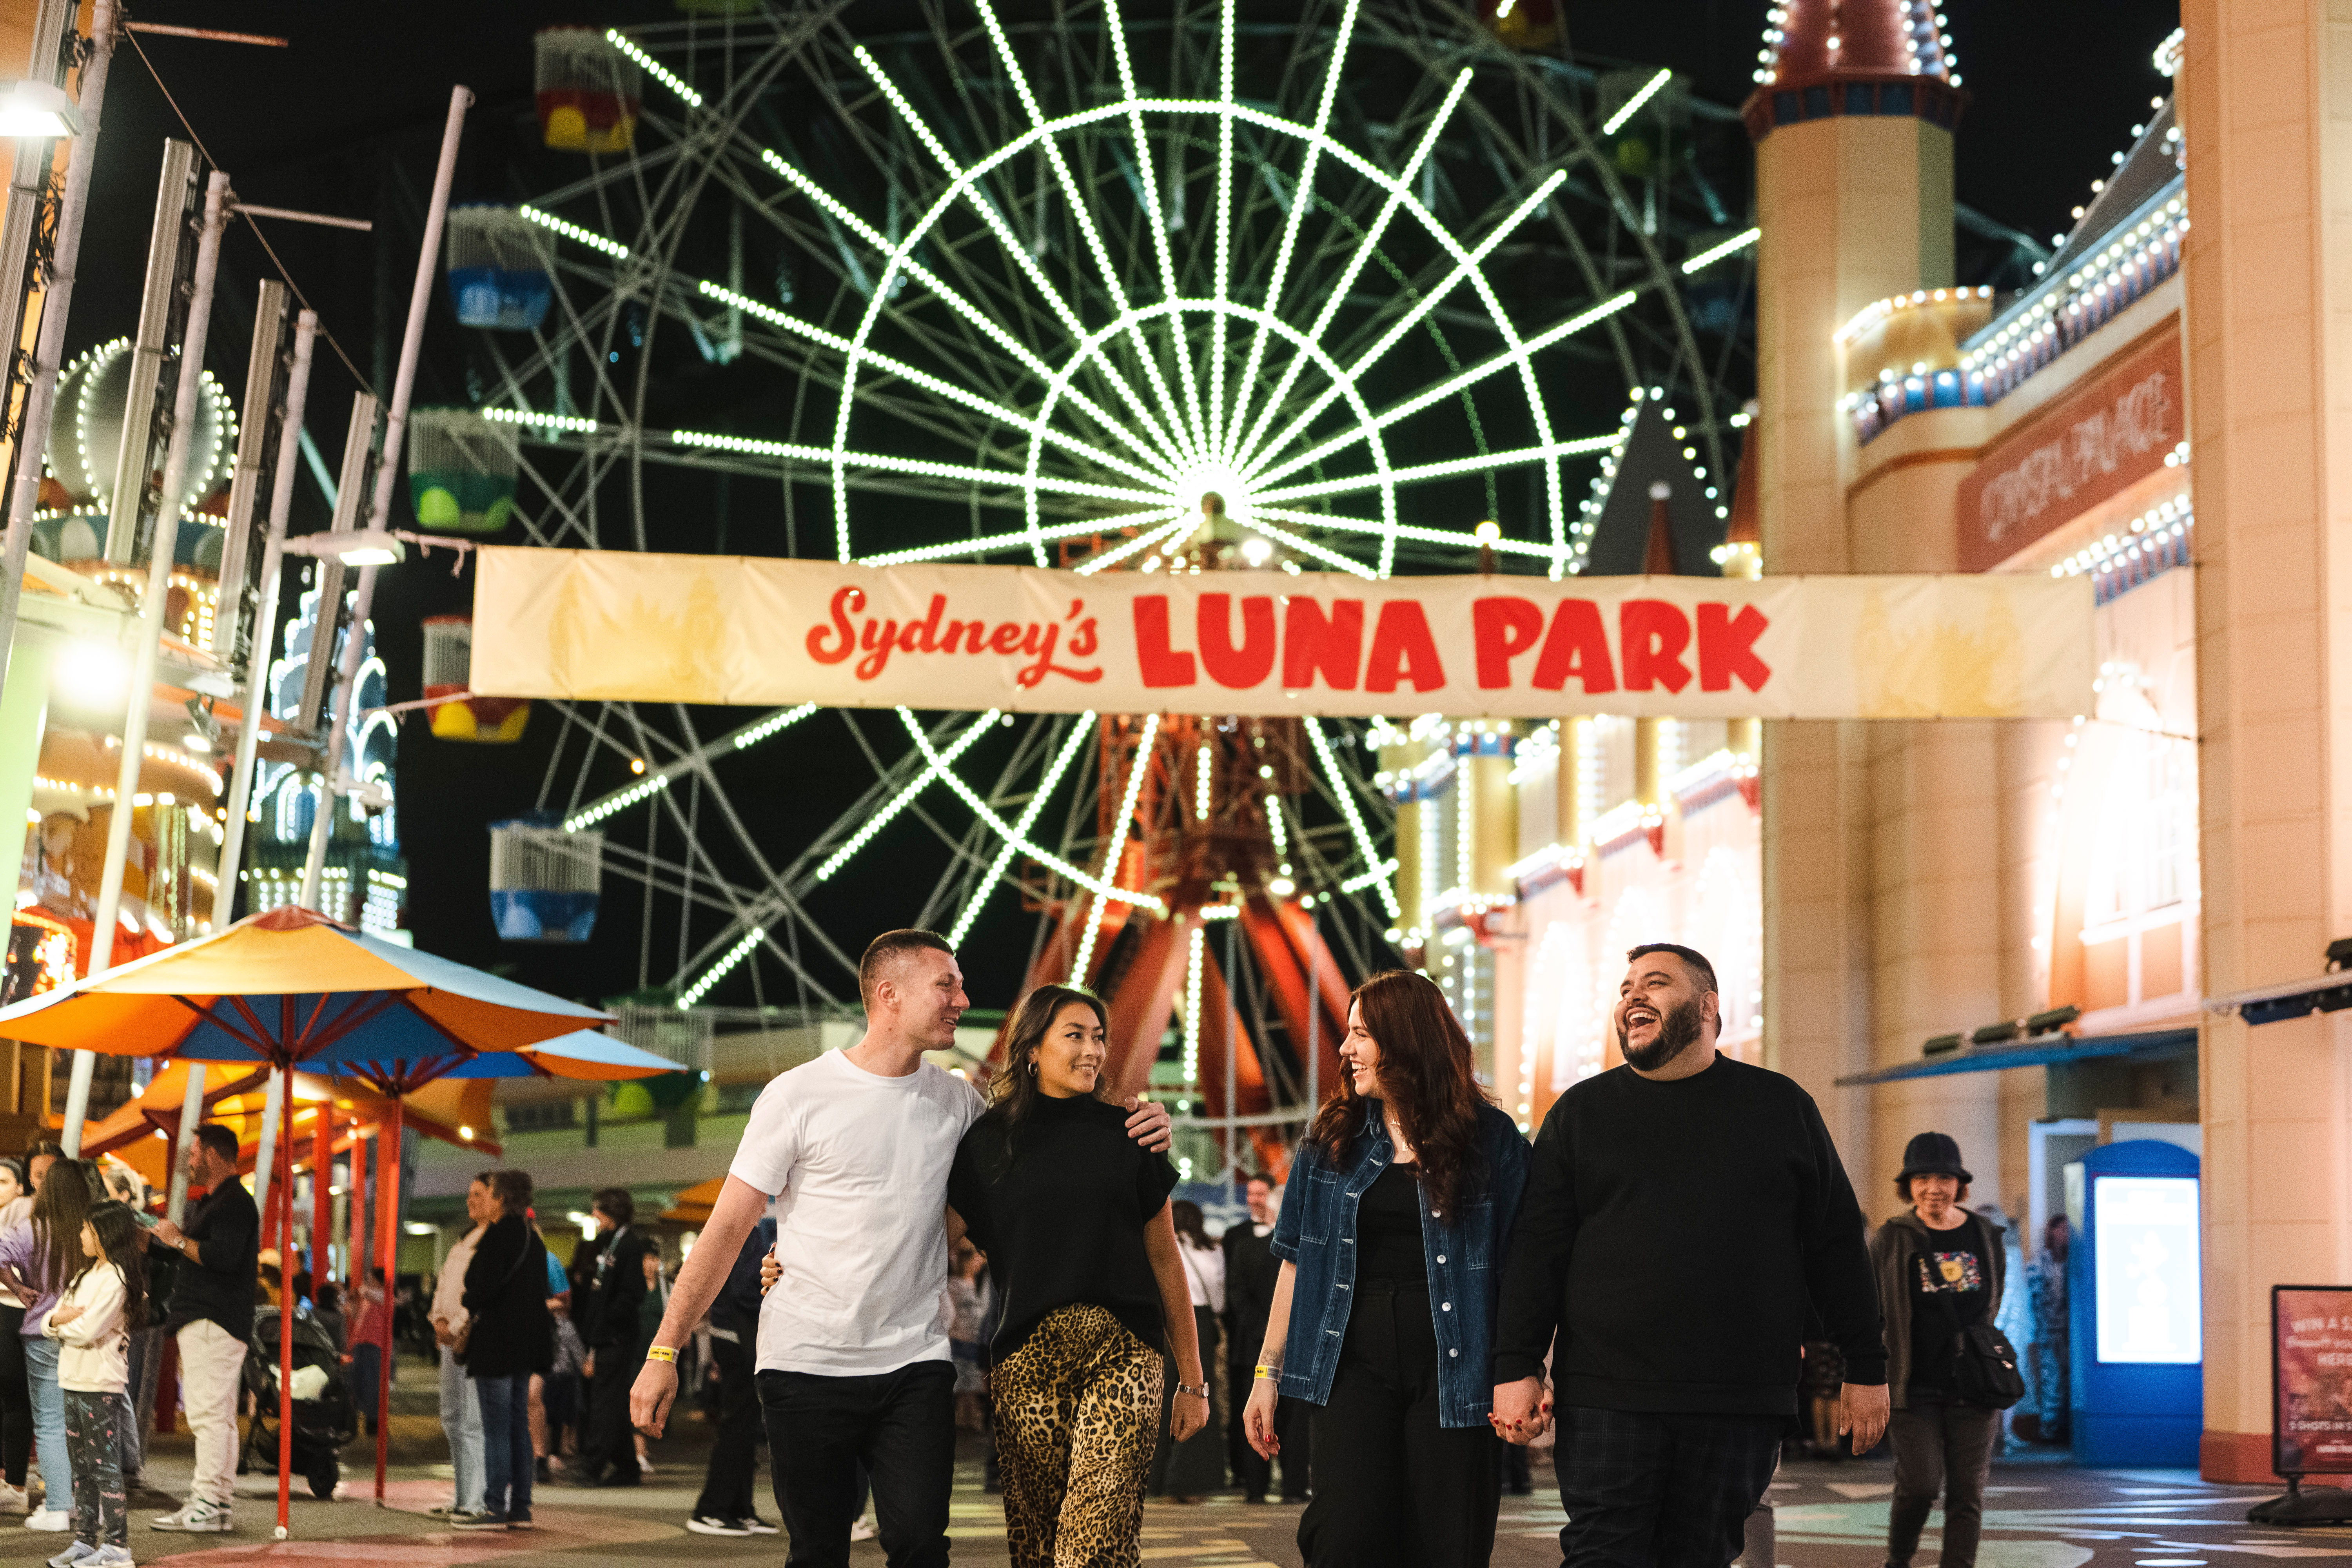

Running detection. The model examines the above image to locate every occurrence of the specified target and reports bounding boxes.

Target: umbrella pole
[311,1112,332,1281]
[372,1102,401,1504]
[276,1067,294,1537]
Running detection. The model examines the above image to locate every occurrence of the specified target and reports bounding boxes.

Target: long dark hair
[1307,971,1493,1218]
[29,1158,97,1299]
[77,1201,148,1332]
[983,985,1112,1138]
[1170,1200,1212,1252]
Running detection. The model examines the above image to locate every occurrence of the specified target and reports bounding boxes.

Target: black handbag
[1950,1322,2026,1408]
[1946,1215,2024,1408]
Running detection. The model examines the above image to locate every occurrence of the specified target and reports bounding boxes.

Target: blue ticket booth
[2069,1139,2203,1466]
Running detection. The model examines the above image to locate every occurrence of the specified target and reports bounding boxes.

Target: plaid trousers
[1552,1406,1781,1568]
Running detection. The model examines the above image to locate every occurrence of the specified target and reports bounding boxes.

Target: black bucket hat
[1897,1131,1972,1185]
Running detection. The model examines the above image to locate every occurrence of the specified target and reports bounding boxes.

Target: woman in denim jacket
[1241,970,1529,1568]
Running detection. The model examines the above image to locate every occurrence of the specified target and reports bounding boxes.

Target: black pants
[758,1361,954,1568]
[693,1331,763,1523]
[1886,1399,2000,1568]
[1298,1280,1497,1568]
[581,1347,639,1483]
[1553,1405,1783,1568]
[0,1305,28,1486]
[1226,1353,1312,1500]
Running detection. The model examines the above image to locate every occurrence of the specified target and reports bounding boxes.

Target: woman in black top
[456,1169,553,1532]
[946,985,1207,1568]
[1868,1133,2007,1568]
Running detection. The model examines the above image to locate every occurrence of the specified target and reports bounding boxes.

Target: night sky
[67,0,2179,1011]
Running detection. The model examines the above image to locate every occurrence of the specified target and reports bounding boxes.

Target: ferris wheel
[457,0,1755,1029]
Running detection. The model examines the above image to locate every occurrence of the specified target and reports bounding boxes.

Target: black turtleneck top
[946,1090,1180,1361]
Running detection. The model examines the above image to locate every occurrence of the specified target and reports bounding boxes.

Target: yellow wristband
[645,1345,678,1365]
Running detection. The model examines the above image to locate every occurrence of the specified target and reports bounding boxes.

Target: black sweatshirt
[946,1092,1179,1363]
[1493,1054,1886,1415]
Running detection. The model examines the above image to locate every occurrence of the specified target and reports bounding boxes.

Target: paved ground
[0,1410,2334,1566]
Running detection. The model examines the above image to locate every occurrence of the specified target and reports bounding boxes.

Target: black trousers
[581,1347,639,1483]
[1298,1280,1497,1568]
[1553,1405,1783,1568]
[693,1331,763,1523]
[1226,1352,1311,1499]
[1886,1399,2000,1568]
[758,1360,954,1568]
[0,1305,28,1486]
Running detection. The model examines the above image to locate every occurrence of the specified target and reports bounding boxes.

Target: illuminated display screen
[2094,1174,2202,1365]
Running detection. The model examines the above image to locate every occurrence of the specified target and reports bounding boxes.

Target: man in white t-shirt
[426,1173,492,1520]
[632,929,1171,1567]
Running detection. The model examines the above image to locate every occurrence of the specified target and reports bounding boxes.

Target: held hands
[1242,1376,1281,1459]
[1122,1095,1174,1154]
[759,1250,782,1296]
[630,1356,680,1438]
[1837,1381,1889,1454]
[1490,1376,1550,1446]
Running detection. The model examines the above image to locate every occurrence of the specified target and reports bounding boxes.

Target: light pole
[0,0,111,707]
[58,167,232,1154]
[299,83,471,914]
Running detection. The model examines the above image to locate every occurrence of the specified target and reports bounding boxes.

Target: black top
[1221,1221,1280,1356]
[1357,1163,1427,1282]
[461,1214,554,1379]
[1495,1055,1887,1415]
[582,1225,650,1350]
[946,1091,1180,1362]
[1903,1231,1986,1398]
[162,1179,260,1344]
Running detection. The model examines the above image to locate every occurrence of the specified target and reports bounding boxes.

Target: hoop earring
[1027,1059,1038,1077]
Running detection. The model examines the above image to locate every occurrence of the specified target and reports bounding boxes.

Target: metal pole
[371,1102,402,1504]
[59,168,232,1154]
[251,1065,283,1236]
[214,309,315,918]
[301,84,469,913]
[274,1071,295,1537]
[1306,906,1320,1113]
[0,0,77,437]
[208,281,290,662]
[163,1059,207,1225]
[0,0,116,708]
[310,1104,332,1278]
[100,139,196,565]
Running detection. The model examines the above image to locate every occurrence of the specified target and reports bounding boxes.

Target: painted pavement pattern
[0,1450,2336,1566]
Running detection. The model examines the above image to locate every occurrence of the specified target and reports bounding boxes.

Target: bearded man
[1490,942,1888,1568]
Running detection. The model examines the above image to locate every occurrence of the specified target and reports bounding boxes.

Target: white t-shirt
[728,1049,982,1376]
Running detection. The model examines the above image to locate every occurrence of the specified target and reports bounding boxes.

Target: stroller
[239,1303,359,1499]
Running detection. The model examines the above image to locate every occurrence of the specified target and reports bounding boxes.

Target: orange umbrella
[659,1176,725,1225]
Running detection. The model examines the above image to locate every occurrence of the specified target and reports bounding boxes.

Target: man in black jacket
[574,1187,650,1487]
[686,1216,777,1536]
[1493,943,1888,1566]
[1221,1173,1307,1503]
[149,1124,260,1534]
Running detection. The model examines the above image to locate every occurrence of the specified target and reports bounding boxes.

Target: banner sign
[469,547,2094,720]
[1957,325,2183,573]
[2274,1287,2352,1476]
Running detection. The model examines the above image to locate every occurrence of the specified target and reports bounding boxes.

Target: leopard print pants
[992,1303,1166,1568]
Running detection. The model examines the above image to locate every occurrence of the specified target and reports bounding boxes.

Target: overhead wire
[120,26,377,396]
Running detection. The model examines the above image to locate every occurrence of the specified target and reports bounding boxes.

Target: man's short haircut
[858,928,954,1008]
[1245,1173,1274,1190]
[590,1186,634,1228]
[192,1123,239,1164]
[1625,942,1719,996]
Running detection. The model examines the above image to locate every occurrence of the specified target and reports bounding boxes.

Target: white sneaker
[24,1509,70,1532]
[43,1541,93,1568]
[636,1453,655,1475]
[0,1482,29,1515]
[850,1515,878,1542]
[149,1501,230,1534]
[84,1549,133,1568]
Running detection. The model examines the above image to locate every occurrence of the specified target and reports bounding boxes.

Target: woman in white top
[45,1198,144,1566]
[1154,1200,1227,1503]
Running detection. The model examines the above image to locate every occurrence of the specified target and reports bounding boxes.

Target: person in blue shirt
[1241,970,1529,1568]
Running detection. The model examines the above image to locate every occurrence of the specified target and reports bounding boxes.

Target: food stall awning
[1833,1027,2198,1087]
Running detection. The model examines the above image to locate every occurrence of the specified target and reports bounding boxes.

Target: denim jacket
[1269,1099,1529,1428]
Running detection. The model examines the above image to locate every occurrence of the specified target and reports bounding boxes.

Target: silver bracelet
[1175,1381,1210,1399]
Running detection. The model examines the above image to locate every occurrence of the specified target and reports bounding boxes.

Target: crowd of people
[0,921,2076,1568]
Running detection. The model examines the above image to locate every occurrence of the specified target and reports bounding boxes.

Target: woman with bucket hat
[1869,1132,2008,1568]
